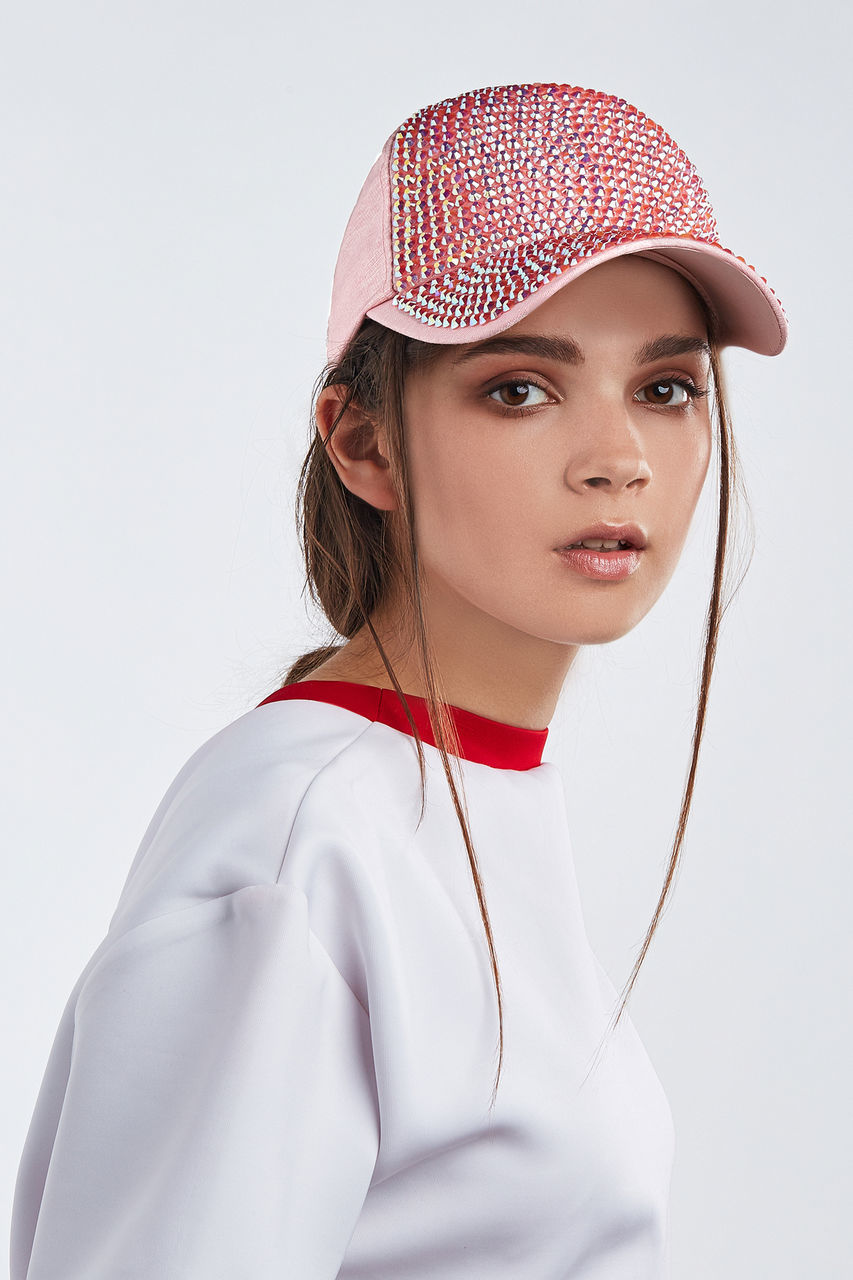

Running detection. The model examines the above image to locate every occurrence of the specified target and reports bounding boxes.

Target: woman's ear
[315,385,399,512]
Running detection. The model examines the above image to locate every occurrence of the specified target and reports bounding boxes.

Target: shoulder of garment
[107,696,402,937]
[11,698,398,1279]
[11,878,381,1279]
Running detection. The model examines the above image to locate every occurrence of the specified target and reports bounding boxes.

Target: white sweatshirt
[11,679,675,1279]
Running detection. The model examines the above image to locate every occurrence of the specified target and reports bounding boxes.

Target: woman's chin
[537,607,655,648]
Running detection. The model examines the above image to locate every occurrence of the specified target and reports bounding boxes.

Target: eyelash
[637,376,710,411]
[485,375,710,417]
[484,377,551,417]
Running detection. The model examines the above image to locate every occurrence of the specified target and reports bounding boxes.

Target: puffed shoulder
[11,882,379,1280]
[107,697,383,939]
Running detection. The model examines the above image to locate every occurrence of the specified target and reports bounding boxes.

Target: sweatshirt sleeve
[11,883,380,1280]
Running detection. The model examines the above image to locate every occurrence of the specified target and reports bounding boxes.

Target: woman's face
[401,255,714,650]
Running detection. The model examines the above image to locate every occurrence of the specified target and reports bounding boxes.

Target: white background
[3,2,850,1275]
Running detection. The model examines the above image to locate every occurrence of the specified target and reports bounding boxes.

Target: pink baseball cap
[326,83,787,364]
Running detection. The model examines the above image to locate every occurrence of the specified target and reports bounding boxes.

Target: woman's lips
[556,522,648,550]
[554,546,643,580]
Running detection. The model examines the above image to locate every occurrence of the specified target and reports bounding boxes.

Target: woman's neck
[302,585,579,731]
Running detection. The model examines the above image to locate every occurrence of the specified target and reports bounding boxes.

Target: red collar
[256,679,548,771]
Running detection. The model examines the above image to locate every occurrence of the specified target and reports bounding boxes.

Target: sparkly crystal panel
[389,84,722,329]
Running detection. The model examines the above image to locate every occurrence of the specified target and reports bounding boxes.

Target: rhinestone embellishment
[388,83,766,329]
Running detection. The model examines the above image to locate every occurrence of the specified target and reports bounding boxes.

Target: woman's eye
[488,380,550,408]
[635,379,691,407]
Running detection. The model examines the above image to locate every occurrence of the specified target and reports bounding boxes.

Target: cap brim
[366,236,787,357]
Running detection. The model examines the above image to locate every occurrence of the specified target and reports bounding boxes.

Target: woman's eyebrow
[634,334,711,364]
[451,335,583,365]
[450,332,711,366]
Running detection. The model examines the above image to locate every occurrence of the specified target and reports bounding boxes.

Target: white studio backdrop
[2,2,850,1275]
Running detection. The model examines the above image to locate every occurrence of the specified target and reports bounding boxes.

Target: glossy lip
[554,521,648,550]
[555,546,641,581]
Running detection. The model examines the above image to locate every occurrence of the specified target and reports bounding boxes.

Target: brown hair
[277,305,748,1107]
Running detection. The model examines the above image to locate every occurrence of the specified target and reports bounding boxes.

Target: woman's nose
[563,401,652,493]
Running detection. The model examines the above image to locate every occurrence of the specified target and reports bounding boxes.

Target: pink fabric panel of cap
[326,83,787,363]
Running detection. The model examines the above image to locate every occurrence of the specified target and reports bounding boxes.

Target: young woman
[11,83,786,1278]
